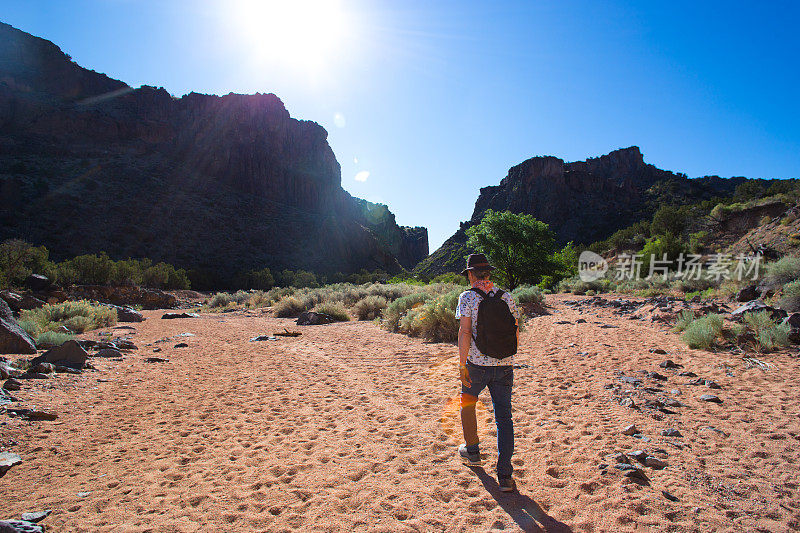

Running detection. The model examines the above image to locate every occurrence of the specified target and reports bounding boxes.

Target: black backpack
[470,288,518,359]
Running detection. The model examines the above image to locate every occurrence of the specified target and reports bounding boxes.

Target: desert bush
[383,293,432,332]
[314,302,351,322]
[512,285,545,305]
[585,289,596,296]
[743,310,777,334]
[764,256,800,286]
[399,289,460,342]
[208,292,233,308]
[17,319,39,337]
[779,280,800,312]
[19,300,117,336]
[755,323,790,352]
[430,272,468,286]
[352,295,388,320]
[673,310,696,332]
[0,239,50,289]
[35,330,74,347]
[681,314,723,349]
[368,283,417,301]
[273,297,307,318]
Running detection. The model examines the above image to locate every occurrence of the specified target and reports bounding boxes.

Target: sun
[228,0,348,72]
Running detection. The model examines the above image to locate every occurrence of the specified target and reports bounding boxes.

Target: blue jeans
[461,362,514,478]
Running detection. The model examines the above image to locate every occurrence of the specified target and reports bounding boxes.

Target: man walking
[456,253,520,492]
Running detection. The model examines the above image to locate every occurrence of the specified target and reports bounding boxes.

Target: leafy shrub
[352,295,388,320]
[512,285,545,305]
[63,315,94,333]
[314,302,351,322]
[208,292,233,308]
[681,314,723,349]
[17,319,39,337]
[779,280,800,312]
[430,272,468,286]
[383,293,432,332]
[764,256,800,286]
[755,323,790,352]
[35,330,74,348]
[0,239,50,289]
[673,310,696,332]
[273,297,306,318]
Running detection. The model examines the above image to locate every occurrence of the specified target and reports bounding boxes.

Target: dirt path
[2,295,799,532]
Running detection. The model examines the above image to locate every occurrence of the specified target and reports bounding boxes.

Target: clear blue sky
[4,0,799,250]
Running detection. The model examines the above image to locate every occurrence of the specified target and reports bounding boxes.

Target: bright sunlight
[226,0,349,73]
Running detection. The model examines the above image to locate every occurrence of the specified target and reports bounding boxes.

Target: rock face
[0,22,427,284]
[0,299,36,355]
[415,147,758,276]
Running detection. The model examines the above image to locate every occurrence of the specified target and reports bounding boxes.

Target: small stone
[648,372,668,381]
[18,372,49,380]
[598,463,608,469]
[6,408,58,421]
[115,340,138,350]
[661,428,682,437]
[174,343,189,348]
[20,510,51,523]
[76,491,91,497]
[670,389,682,396]
[659,359,682,369]
[662,490,679,502]
[3,378,22,391]
[95,348,123,358]
[705,380,722,389]
[627,450,648,462]
[575,318,587,323]
[145,357,169,363]
[699,394,722,403]
[0,520,44,533]
[678,371,697,377]
[619,376,642,386]
[622,424,639,436]
[650,348,668,355]
[614,463,638,472]
[0,451,22,476]
[161,312,198,319]
[153,347,162,352]
[645,456,668,468]
[620,397,636,409]
[664,399,684,408]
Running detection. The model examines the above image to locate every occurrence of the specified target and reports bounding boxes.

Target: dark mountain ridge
[0,21,427,284]
[415,146,781,277]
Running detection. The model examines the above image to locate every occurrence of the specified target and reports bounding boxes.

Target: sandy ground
[2,294,800,532]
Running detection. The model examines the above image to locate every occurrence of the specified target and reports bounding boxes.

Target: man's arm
[458,316,472,387]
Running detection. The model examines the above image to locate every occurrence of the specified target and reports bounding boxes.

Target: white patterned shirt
[456,287,519,366]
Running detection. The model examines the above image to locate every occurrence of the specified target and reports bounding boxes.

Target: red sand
[2,295,799,532]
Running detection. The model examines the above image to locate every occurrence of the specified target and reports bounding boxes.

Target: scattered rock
[19,511,50,523]
[648,372,668,381]
[622,424,639,436]
[609,452,629,464]
[735,285,759,303]
[95,348,123,358]
[575,318,587,323]
[105,304,145,323]
[618,376,642,386]
[18,372,48,380]
[670,389,682,396]
[30,340,88,369]
[153,347,162,353]
[627,450,648,462]
[32,362,53,374]
[161,312,198,319]
[6,408,57,421]
[699,394,723,403]
[250,335,278,342]
[662,490,679,502]
[3,378,22,391]
[296,311,335,326]
[661,428,682,437]
[730,300,787,322]
[645,456,667,468]
[115,340,137,350]
[659,360,682,369]
[76,491,91,497]
[700,426,729,437]
[650,348,668,355]
[174,343,188,348]
[678,371,697,378]
[145,357,169,363]
[0,299,37,355]
[664,399,684,408]
[620,397,637,409]
[0,451,22,477]
[0,519,44,533]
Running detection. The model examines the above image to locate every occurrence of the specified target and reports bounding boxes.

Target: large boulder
[0,520,45,533]
[0,291,45,314]
[296,311,335,325]
[30,340,87,369]
[24,274,50,292]
[0,300,36,355]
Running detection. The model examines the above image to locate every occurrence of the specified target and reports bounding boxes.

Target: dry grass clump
[512,285,544,306]
[764,256,800,286]
[397,289,461,342]
[383,293,432,332]
[779,280,800,312]
[34,330,75,347]
[743,310,791,352]
[19,300,117,340]
[672,309,696,332]
[352,295,388,320]
[273,297,307,318]
[314,302,351,322]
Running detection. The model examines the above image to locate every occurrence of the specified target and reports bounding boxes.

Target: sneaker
[458,444,481,466]
[498,477,517,492]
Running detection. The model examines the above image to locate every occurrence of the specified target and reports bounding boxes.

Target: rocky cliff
[415,147,751,276]
[0,22,428,284]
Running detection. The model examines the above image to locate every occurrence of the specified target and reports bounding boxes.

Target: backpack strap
[469,287,487,299]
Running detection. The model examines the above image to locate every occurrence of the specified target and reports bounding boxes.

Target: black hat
[460,253,495,276]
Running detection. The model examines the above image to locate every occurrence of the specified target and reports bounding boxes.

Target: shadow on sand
[470,468,574,533]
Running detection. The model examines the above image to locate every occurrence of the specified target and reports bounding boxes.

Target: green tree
[640,233,688,275]
[0,239,51,289]
[465,210,557,290]
[651,205,688,237]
